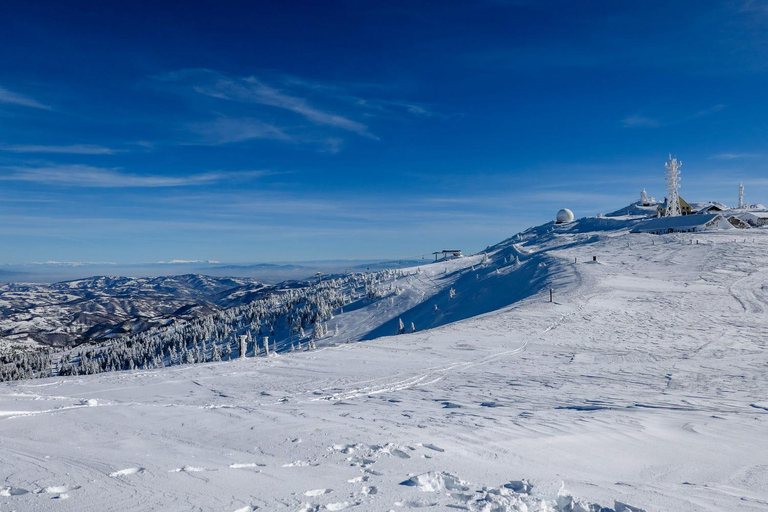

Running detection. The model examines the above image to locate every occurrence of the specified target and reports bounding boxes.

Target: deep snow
[1,216,768,511]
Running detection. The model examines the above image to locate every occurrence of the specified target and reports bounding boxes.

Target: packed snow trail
[2,226,768,511]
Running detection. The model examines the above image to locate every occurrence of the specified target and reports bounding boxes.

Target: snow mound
[400,471,471,492]
[465,485,646,512]
[397,472,644,511]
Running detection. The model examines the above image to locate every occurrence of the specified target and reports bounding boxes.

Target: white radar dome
[556,208,574,224]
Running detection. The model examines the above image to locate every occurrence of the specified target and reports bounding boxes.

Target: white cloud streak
[195,76,375,138]
[621,115,660,128]
[0,164,269,188]
[187,117,291,145]
[710,152,762,160]
[0,144,121,155]
[158,69,376,139]
[0,86,51,110]
[623,104,726,129]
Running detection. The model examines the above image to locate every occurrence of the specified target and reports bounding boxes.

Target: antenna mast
[664,154,682,217]
[739,181,744,209]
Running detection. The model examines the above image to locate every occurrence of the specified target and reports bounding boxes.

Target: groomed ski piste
[2,205,768,511]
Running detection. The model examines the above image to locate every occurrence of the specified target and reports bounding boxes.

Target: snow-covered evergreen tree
[239,335,247,358]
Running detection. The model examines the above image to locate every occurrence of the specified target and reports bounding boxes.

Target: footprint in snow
[325,502,357,511]
[41,485,80,494]
[38,485,80,500]
[283,460,319,467]
[229,463,263,469]
[347,456,376,467]
[420,443,445,452]
[503,479,533,494]
[388,448,410,459]
[304,489,332,497]
[0,487,29,497]
[169,466,211,473]
[394,500,437,508]
[109,467,145,477]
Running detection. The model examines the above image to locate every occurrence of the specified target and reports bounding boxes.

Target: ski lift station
[432,250,463,261]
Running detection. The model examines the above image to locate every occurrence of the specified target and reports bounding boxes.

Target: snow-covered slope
[1,216,768,511]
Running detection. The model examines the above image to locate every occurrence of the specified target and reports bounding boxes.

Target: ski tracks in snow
[309,342,529,403]
[728,269,768,314]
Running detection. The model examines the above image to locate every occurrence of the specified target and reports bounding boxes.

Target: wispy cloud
[623,104,726,128]
[691,103,726,118]
[621,115,661,128]
[710,152,762,160]
[741,0,768,14]
[194,74,375,138]
[0,86,51,110]
[0,164,270,188]
[156,69,380,139]
[187,117,291,145]
[0,144,121,155]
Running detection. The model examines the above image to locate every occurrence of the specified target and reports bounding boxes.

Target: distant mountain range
[0,274,271,348]
[0,258,430,284]
[0,258,433,349]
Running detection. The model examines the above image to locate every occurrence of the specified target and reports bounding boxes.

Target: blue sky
[1,0,767,264]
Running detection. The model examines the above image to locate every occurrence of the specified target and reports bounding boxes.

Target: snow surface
[2,216,768,511]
